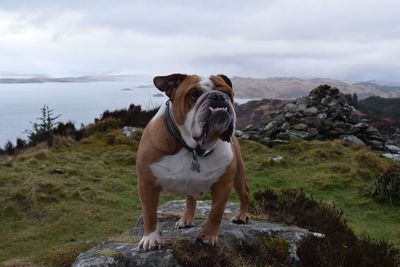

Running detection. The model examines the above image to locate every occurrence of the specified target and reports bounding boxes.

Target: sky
[0,0,399,81]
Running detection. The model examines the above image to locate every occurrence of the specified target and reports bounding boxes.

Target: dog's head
[154,74,235,151]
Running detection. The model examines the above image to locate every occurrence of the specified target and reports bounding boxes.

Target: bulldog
[136,74,249,251]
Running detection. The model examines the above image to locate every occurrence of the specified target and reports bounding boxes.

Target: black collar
[164,100,213,158]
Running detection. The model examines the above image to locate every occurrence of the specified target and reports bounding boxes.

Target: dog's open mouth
[193,105,231,146]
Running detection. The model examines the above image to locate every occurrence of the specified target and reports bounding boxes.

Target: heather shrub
[364,162,400,205]
[251,189,400,267]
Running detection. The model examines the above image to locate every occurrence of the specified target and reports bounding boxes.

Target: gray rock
[284,112,295,119]
[274,114,286,123]
[284,103,297,113]
[307,128,319,136]
[295,104,307,113]
[328,100,338,107]
[73,201,322,267]
[341,135,365,146]
[382,153,400,160]
[50,168,66,174]
[303,107,319,116]
[157,200,239,218]
[318,112,327,119]
[365,126,379,134]
[288,130,311,139]
[367,140,385,150]
[281,122,291,131]
[333,121,344,128]
[264,121,278,131]
[368,134,385,142]
[260,138,290,146]
[302,116,321,128]
[122,126,137,138]
[234,129,244,137]
[385,145,400,154]
[292,123,308,131]
[240,134,250,140]
[73,242,179,267]
[276,132,290,140]
[321,118,334,127]
[296,97,308,104]
[354,122,369,129]
[272,156,284,163]
[320,97,331,106]
[243,124,255,132]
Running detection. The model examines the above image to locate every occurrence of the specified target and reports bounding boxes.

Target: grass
[0,129,399,266]
[240,138,400,247]
[0,130,141,266]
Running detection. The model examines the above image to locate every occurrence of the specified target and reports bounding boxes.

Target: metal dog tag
[191,152,201,172]
[191,160,201,172]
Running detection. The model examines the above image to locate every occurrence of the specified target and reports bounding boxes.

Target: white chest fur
[150,140,234,197]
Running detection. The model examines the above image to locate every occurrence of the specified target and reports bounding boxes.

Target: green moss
[108,231,140,244]
[263,236,290,261]
[172,238,247,267]
[99,248,119,258]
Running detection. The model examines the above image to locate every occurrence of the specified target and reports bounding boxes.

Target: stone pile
[237,85,386,150]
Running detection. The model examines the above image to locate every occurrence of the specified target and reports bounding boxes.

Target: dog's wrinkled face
[153,74,235,150]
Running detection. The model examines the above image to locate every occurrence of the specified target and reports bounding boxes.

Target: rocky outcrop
[121,126,137,138]
[234,98,288,129]
[73,201,321,267]
[237,85,388,150]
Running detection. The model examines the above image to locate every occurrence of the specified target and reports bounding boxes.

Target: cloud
[0,0,399,81]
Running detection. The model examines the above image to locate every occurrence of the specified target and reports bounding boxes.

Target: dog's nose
[209,92,227,106]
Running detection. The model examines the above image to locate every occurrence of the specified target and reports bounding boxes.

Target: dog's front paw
[196,231,218,247]
[138,230,163,251]
[231,213,249,224]
[175,216,194,229]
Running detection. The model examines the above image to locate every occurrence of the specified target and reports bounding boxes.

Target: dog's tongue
[196,134,206,146]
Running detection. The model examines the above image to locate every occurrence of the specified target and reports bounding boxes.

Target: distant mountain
[3,74,400,100]
[232,77,400,100]
[0,74,151,84]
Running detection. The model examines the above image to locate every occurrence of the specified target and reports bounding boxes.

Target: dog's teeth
[209,107,227,112]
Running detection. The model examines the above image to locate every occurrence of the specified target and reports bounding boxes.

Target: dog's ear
[217,74,232,88]
[153,74,187,98]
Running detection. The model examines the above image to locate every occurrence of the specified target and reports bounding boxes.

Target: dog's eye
[188,91,201,101]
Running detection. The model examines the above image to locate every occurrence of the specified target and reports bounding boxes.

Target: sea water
[0,81,252,146]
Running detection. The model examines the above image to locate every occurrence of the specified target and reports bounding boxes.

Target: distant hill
[3,74,400,101]
[0,74,151,84]
[232,77,400,100]
[234,99,287,129]
[359,96,400,119]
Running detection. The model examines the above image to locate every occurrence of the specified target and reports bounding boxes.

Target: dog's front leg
[138,180,162,251]
[196,178,233,246]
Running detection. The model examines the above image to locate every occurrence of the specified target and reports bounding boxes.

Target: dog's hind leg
[175,195,197,229]
[231,138,249,224]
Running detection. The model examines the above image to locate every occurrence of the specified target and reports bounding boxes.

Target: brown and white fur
[136,74,249,251]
